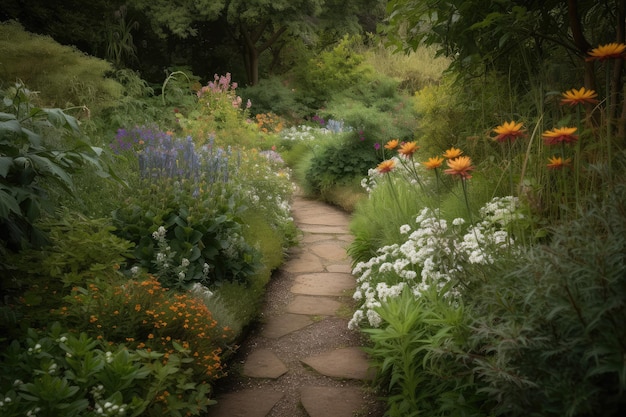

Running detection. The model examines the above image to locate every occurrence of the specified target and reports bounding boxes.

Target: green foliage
[466,178,626,417]
[0,83,111,251]
[292,35,374,108]
[304,134,379,195]
[240,76,305,120]
[111,180,261,290]
[0,322,216,417]
[0,21,122,114]
[364,288,487,417]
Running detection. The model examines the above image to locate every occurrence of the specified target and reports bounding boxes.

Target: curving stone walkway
[206,194,384,417]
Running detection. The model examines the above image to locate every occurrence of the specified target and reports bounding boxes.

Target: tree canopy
[0,0,384,85]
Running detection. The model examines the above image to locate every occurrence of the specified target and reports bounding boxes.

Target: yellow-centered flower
[423,156,444,170]
[384,139,399,150]
[547,156,572,170]
[542,127,578,145]
[376,159,396,174]
[586,43,626,61]
[560,87,598,106]
[493,121,525,143]
[398,141,419,158]
[444,155,475,179]
[442,147,463,160]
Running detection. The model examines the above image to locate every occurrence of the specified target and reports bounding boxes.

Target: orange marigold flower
[444,156,475,179]
[443,147,463,160]
[586,42,626,61]
[376,159,396,174]
[542,127,578,145]
[547,156,572,170]
[398,141,419,157]
[384,139,399,150]
[423,156,444,170]
[493,121,525,143]
[560,87,598,106]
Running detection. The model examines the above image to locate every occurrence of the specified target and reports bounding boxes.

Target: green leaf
[0,156,13,177]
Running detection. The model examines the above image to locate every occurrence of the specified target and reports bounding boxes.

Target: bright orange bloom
[442,147,463,160]
[586,43,626,61]
[547,156,572,170]
[493,121,525,143]
[398,141,419,157]
[384,139,399,150]
[423,156,444,170]
[376,159,396,174]
[560,87,598,106]
[444,156,475,179]
[542,127,578,145]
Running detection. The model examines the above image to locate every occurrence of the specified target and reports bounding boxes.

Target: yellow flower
[376,159,396,174]
[384,139,399,150]
[560,87,598,106]
[423,156,444,170]
[542,127,578,145]
[442,147,463,160]
[547,156,572,170]
[444,156,475,179]
[398,141,419,157]
[586,43,626,61]
[493,121,525,143]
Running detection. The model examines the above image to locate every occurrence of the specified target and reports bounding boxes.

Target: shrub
[304,133,379,196]
[0,322,216,417]
[0,83,111,253]
[0,21,122,115]
[466,177,626,417]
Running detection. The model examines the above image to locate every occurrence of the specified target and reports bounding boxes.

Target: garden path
[205,193,384,417]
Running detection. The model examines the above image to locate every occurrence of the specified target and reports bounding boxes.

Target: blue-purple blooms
[113,126,235,184]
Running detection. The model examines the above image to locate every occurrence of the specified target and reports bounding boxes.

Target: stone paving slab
[261,313,313,339]
[281,252,324,273]
[286,295,342,316]
[206,388,284,417]
[298,224,350,234]
[243,349,288,379]
[300,386,367,417]
[301,347,375,380]
[309,242,349,261]
[326,263,353,274]
[291,273,355,296]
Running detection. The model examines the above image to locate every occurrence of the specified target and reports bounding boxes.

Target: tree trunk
[240,20,288,86]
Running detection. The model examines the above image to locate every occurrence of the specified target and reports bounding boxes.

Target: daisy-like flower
[560,87,599,106]
[376,159,396,174]
[443,147,463,160]
[586,42,626,61]
[444,155,475,179]
[423,156,444,170]
[398,141,419,158]
[493,121,525,143]
[542,127,578,145]
[384,139,399,150]
[547,156,572,170]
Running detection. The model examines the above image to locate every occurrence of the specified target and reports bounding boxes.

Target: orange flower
[586,43,626,61]
[384,139,399,150]
[547,156,572,170]
[542,127,578,145]
[443,147,463,160]
[444,156,475,179]
[493,121,525,143]
[423,156,444,170]
[560,87,598,106]
[376,159,396,174]
[398,141,419,157]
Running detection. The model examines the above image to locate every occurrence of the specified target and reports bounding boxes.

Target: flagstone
[300,386,367,417]
[301,347,375,380]
[261,313,313,339]
[206,388,284,417]
[242,349,288,379]
[286,295,342,316]
[291,273,355,296]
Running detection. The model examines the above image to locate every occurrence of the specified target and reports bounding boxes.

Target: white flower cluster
[348,197,522,329]
[279,124,334,141]
[94,400,127,416]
